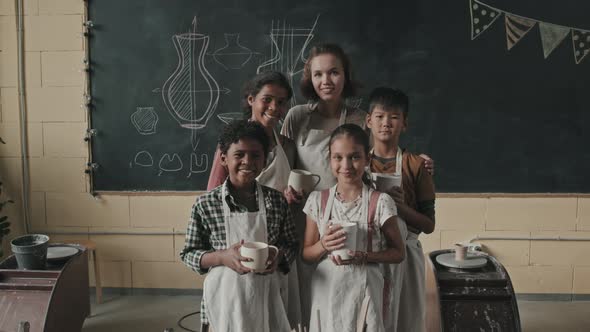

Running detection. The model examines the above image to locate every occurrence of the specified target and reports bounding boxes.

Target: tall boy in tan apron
[366,88,436,332]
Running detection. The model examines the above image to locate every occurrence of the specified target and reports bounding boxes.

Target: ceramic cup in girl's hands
[371,173,401,192]
[240,241,278,272]
[330,221,357,260]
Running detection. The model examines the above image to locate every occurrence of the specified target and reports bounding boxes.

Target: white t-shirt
[303,186,399,251]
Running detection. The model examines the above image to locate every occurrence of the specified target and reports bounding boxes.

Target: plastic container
[10,234,50,270]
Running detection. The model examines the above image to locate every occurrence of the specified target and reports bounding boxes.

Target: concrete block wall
[1,0,589,294]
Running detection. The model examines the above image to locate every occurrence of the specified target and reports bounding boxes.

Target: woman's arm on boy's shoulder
[419,154,434,175]
[206,146,228,191]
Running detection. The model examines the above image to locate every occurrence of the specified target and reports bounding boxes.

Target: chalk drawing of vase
[257,17,318,76]
[162,18,220,130]
[257,17,319,107]
[213,33,253,70]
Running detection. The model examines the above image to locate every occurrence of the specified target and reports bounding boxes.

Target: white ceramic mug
[331,221,358,260]
[371,173,402,192]
[288,169,321,194]
[240,241,279,272]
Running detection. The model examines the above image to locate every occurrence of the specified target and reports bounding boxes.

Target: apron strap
[366,191,380,253]
[320,189,330,220]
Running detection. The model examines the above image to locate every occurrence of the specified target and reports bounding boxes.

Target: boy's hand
[388,187,405,205]
[221,241,252,274]
[419,154,435,176]
[283,185,304,204]
[320,223,346,252]
[256,248,281,275]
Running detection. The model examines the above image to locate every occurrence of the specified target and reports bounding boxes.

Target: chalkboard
[89,0,590,192]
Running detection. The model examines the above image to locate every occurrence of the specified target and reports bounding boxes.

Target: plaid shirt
[180,180,299,325]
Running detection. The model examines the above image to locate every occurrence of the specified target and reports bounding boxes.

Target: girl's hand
[331,251,368,265]
[419,154,435,176]
[320,223,346,252]
[256,249,281,275]
[387,187,405,205]
[283,185,304,204]
[220,241,252,274]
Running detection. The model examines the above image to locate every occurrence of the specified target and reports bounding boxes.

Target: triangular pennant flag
[539,22,570,58]
[469,0,502,40]
[572,29,590,64]
[505,14,536,50]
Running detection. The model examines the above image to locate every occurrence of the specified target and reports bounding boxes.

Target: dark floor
[81,295,590,332]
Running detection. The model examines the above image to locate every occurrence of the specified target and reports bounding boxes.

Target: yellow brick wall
[1,0,589,294]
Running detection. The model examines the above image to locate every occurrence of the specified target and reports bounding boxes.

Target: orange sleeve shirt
[369,150,436,233]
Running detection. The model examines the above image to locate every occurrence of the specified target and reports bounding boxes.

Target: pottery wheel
[436,252,488,269]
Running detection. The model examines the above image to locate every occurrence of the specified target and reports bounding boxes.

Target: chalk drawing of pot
[162,18,220,130]
[131,107,158,135]
[213,33,253,70]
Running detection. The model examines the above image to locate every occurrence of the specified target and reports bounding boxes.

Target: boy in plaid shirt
[181,120,298,332]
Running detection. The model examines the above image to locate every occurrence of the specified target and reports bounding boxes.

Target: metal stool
[64,239,102,304]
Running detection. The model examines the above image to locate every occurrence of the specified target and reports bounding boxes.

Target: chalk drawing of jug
[162,17,220,130]
[213,33,254,70]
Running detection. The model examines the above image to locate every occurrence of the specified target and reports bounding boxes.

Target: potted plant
[0,137,12,257]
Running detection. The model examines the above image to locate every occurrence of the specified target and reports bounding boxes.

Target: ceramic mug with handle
[288,169,321,194]
[240,241,279,272]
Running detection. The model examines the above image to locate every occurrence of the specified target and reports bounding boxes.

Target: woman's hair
[328,123,372,185]
[241,71,293,118]
[218,119,270,158]
[300,43,358,101]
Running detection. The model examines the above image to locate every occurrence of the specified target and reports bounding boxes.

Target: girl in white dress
[302,124,406,332]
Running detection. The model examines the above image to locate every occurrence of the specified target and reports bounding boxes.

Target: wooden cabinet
[0,244,90,332]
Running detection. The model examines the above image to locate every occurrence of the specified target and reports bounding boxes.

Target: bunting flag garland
[572,29,590,64]
[539,23,570,58]
[505,14,536,50]
[469,0,501,40]
[468,0,590,64]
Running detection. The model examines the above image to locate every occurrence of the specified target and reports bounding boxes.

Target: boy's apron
[309,185,385,332]
[396,232,425,332]
[256,130,302,328]
[371,148,407,332]
[377,147,424,332]
[295,107,347,327]
[203,183,290,332]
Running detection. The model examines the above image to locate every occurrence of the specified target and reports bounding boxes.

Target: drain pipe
[15,0,31,234]
[468,235,590,243]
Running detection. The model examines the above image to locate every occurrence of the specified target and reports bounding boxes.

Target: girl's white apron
[309,185,385,332]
